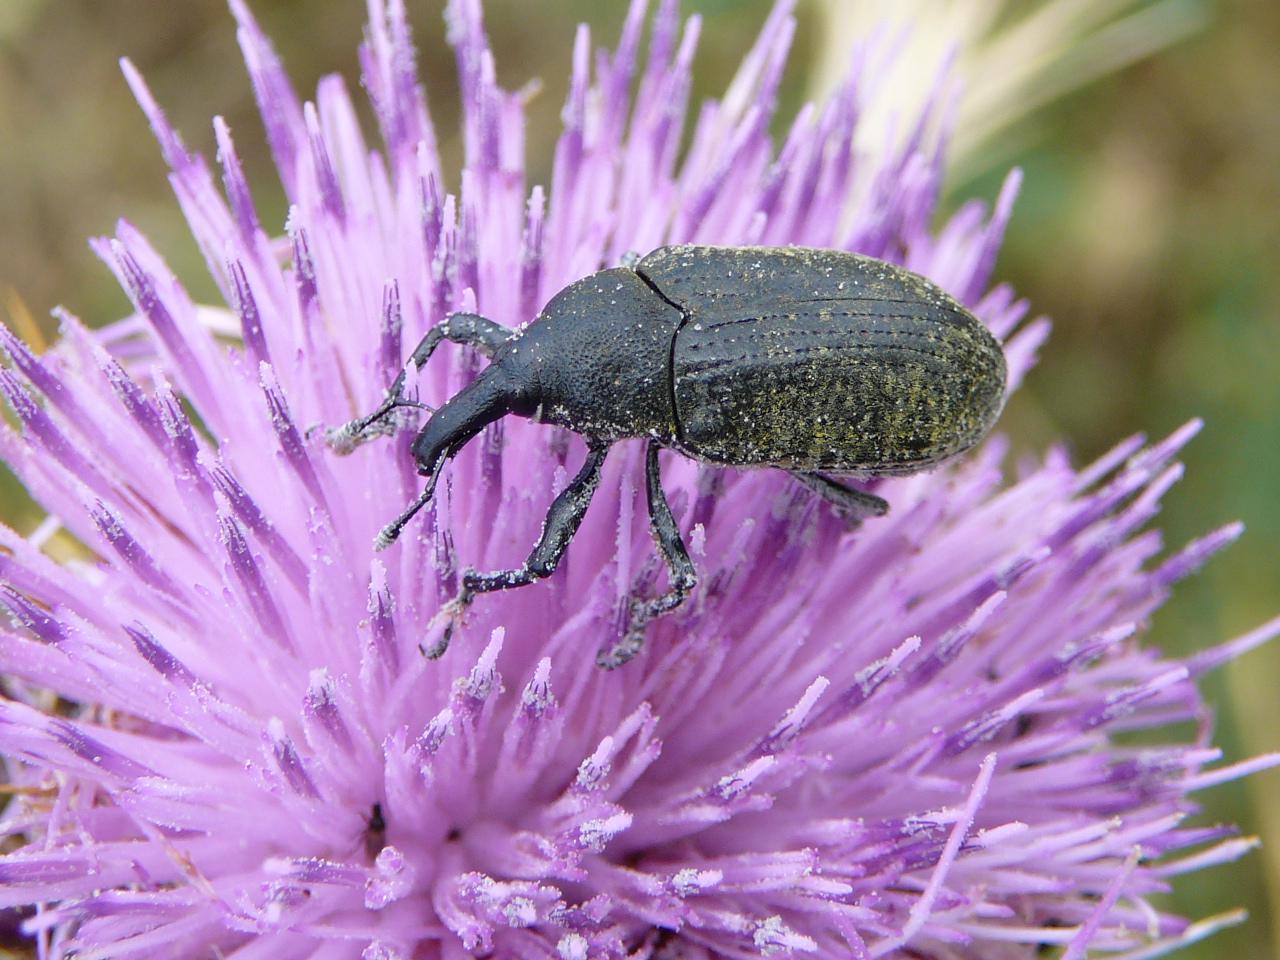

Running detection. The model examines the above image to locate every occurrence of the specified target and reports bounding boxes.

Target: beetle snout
[408,369,516,476]
[410,426,452,477]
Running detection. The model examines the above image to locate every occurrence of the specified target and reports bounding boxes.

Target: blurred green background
[0,1,1276,957]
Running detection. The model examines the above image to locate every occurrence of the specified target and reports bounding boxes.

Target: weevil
[328,245,1007,667]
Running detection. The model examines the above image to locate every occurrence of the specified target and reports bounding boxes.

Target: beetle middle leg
[597,440,698,669]
[327,312,511,453]
[790,471,888,525]
[428,443,610,657]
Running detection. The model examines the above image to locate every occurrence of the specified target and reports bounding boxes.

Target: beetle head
[410,365,521,476]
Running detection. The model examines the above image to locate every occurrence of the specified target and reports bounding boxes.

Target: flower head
[0,1,1276,958]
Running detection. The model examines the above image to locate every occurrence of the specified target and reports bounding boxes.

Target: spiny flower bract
[0,1,1275,958]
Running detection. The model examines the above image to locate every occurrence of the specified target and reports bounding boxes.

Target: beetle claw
[597,610,647,670]
[419,620,454,659]
[420,596,470,658]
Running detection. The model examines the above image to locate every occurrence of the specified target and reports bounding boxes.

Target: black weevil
[328,245,1007,667]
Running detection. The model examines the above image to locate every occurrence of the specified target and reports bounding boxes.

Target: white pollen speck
[754,915,818,954]
[504,896,537,926]
[671,867,722,896]
[558,934,589,960]
[362,941,407,960]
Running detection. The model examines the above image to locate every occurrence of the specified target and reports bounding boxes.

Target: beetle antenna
[374,455,444,550]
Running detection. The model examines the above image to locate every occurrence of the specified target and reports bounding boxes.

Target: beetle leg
[598,440,698,669]
[790,472,888,526]
[326,312,512,454]
[408,312,511,364]
[373,453,447,550]
[453,441,609,606]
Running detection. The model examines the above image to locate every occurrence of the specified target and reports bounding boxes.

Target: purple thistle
[0,1,1276,958]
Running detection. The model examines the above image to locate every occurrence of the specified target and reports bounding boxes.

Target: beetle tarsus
[420,598,468,658]
[597,620,647,670]
[374,466,442,549]
[375,501,424,549]
[373,524,400,551]
[327,403,422,454]
[327,365,426,454]
[420,622,453,659]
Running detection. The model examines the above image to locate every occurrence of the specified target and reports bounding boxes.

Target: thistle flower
[0,1,1276,958]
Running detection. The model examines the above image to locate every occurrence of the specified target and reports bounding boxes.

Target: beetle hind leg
[326,312,512,454]
[790,472,888,526]
[598,441,698,670]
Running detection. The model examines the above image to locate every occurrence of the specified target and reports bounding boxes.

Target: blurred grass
[0,1,1277,957]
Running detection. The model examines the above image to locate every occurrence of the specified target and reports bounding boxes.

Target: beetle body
[331,245,1007,666]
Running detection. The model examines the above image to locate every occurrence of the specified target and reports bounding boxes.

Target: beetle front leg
[598,440,698,669]
[425,443,610,657]
[327,312,512,454]
[790,471,888,526]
